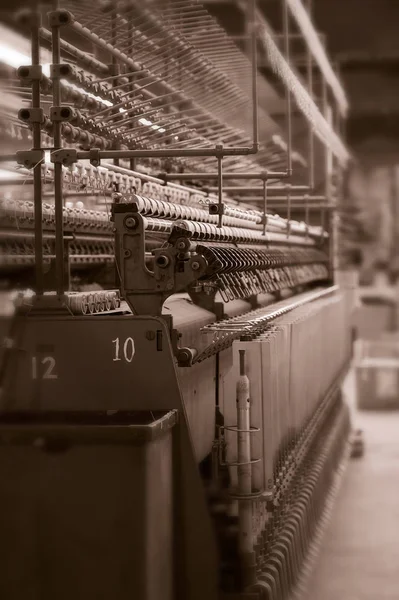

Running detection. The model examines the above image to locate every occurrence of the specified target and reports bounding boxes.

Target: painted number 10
[112,337,135,363]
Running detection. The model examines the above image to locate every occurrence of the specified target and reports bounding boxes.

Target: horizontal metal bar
[0,155,20,163]
[266,205,332,209]
[161,172,290,181]
[208,185,310,193]
[237,196,328,202]
[0,178,33,186]
[77,146,258,160]
[201,285,339,332]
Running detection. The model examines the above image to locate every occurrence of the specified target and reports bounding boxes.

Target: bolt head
[191,261,200,271]
[156,254,170,268]
[124,216,138,229]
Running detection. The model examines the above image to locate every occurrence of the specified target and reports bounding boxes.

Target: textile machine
[0,1,355,599]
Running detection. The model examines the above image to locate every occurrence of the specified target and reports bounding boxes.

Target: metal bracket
[107,64,121,77]
[18,108,45,124]
[16,149,44,169]
[48,10,74,27]
[188,288,225,320]
[50,106,76,122]
[16,8,42,28]
[209,203,225,217]
[50,64,73,79]
[168,324,197,367]
[89,149,101,168]
[17,65,43,81]
[50,148,78,166]
[112,203,208,317]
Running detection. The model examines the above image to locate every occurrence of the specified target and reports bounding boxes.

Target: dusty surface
[307,372,399,600]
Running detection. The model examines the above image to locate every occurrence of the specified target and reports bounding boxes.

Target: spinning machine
[0,1,355,599]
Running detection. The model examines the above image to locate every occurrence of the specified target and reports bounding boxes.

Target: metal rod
[236,349,254,582]
[250,0,259,150]
[161,172,290,181]
[263,203,331,210]
[204,286,337,334]
[321,74,333,258]
[67,15,259,154]
[111,11,120,169]
[76,147,257,160]
[306,0,315,190]
[217,153,223,228]
[32,5,44,295]
[39,27,109,75]
[235,195,327,202]
[285,0,348,116]
[208,185,310,193]
[262,179,267,235]
[51,2,65,296]
[283,0,293,176]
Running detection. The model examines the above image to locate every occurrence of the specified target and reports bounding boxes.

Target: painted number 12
[112,337,135,363]
[32,356,58,380]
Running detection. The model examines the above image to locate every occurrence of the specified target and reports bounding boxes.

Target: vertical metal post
[283,0,292,176]
[305,193,309,238]
[321,75,329,200]
[306,0,314,189]
[321,203,325,237]
[262,178,268,235]
[217,154,223,228]
[127,16,136,172]
[322,72,337,272]
[287,185,291,237]
[331,156,341,270]
[51,2,65,296]
[250,0,259,150]
[31,4,44,294]
[111,11,120,168]
[237,349,254,586]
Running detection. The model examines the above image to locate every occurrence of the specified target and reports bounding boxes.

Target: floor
[307,372,399,600]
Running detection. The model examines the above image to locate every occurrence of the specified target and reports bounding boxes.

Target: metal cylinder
[237,349,253,556]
